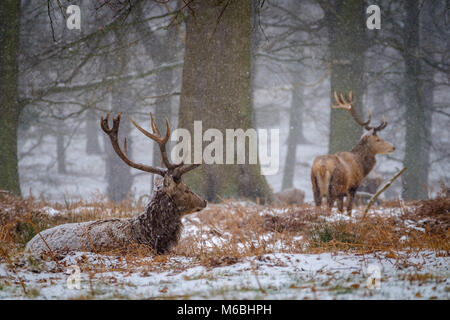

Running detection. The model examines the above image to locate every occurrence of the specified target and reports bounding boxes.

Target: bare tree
[0,0,21,195]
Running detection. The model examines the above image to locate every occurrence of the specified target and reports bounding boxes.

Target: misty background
[1,0,448,204]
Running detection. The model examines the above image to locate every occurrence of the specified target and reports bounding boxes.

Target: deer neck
[131,188,182,254]
[351,140,376,177]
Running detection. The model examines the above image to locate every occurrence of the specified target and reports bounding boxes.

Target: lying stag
[311,92,395,215]
[26,113,206,257]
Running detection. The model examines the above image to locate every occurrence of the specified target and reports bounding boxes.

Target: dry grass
[1,191,449,271]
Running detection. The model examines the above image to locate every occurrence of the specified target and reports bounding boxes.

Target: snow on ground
[0,202,448,300]
[0,251,448,300]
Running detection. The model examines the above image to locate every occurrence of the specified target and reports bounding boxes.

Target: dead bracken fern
[0,192,448,272]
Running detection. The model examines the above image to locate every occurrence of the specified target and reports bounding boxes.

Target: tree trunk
[401,0,428,200]
[282,84,305,190]
[178,0,273,203]
[417,0,437,199]
[104,89,134,202]
[134,2,178,194]
[56,121,66,174]
[103,32,133,202]
[85,110,101,155]
[0,0,21,195]
[325,0,367,154]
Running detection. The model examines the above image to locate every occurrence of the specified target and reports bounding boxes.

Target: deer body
[275,188,305,205]
[311,92,394,214]
[26,113,206,257]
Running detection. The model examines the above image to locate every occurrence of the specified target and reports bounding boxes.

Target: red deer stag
[311,92,395,215]
[26,113,206,257]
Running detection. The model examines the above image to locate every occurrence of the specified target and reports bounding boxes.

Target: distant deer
[275,188,305,206]
[356,171,383,205]
[26,113,206,257]
[311,92,395,215]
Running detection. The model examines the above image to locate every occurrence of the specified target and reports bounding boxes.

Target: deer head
[332,91,395,155]
[100,113,207,215]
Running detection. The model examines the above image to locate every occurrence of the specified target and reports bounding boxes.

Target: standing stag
[26,113,206,257]
[311,92,395,215]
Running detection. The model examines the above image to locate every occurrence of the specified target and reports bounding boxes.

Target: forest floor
[0,193,448,300]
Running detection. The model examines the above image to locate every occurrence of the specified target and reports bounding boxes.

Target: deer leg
[312,177,321,207]
[325,196,334,215]
[346,188,357,216]
[326,176,336,214]
[337,195,344,213]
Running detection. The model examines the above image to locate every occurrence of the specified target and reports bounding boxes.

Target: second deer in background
[311,92,395,215]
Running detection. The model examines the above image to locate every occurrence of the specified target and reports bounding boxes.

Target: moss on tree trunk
[178,0,273,203]
[0,0,21,195]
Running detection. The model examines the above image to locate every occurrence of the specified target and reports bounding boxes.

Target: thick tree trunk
[0,0,21,195]
[178,0,273,203]
[417,1,436,199]
[325,0,367,154]
[401,0,428,200]
[282,84,305,190]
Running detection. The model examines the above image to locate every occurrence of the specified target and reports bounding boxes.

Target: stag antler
[101,113,166,176]
[101,112,200,180]
[130,113,179,170]
[366,115,388,133]
[332,91,388,133]
[332,91,372,127]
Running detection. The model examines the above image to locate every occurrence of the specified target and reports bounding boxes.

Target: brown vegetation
[1,190,448,270]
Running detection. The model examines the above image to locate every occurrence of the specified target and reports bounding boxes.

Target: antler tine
[130,113,177,170]
[100,113,112,133]
[332,91,372,127]
[100,113,166,176]
[332,91,351,110]
[173,164,201,181]
[149,112,161,137]
[341,91,353,105]
[339,93,349,106]
[161,117,170,144]
[371,115,388,132]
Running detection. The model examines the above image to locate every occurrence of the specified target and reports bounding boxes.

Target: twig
[47,0,57,42]
[28,217,60,265]
[362,167,407,219]
[250,260,267,294]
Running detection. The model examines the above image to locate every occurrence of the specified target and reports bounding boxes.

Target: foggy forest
[0,0,449,301]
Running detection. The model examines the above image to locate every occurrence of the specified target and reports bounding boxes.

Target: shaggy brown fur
[131,182,185,254]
